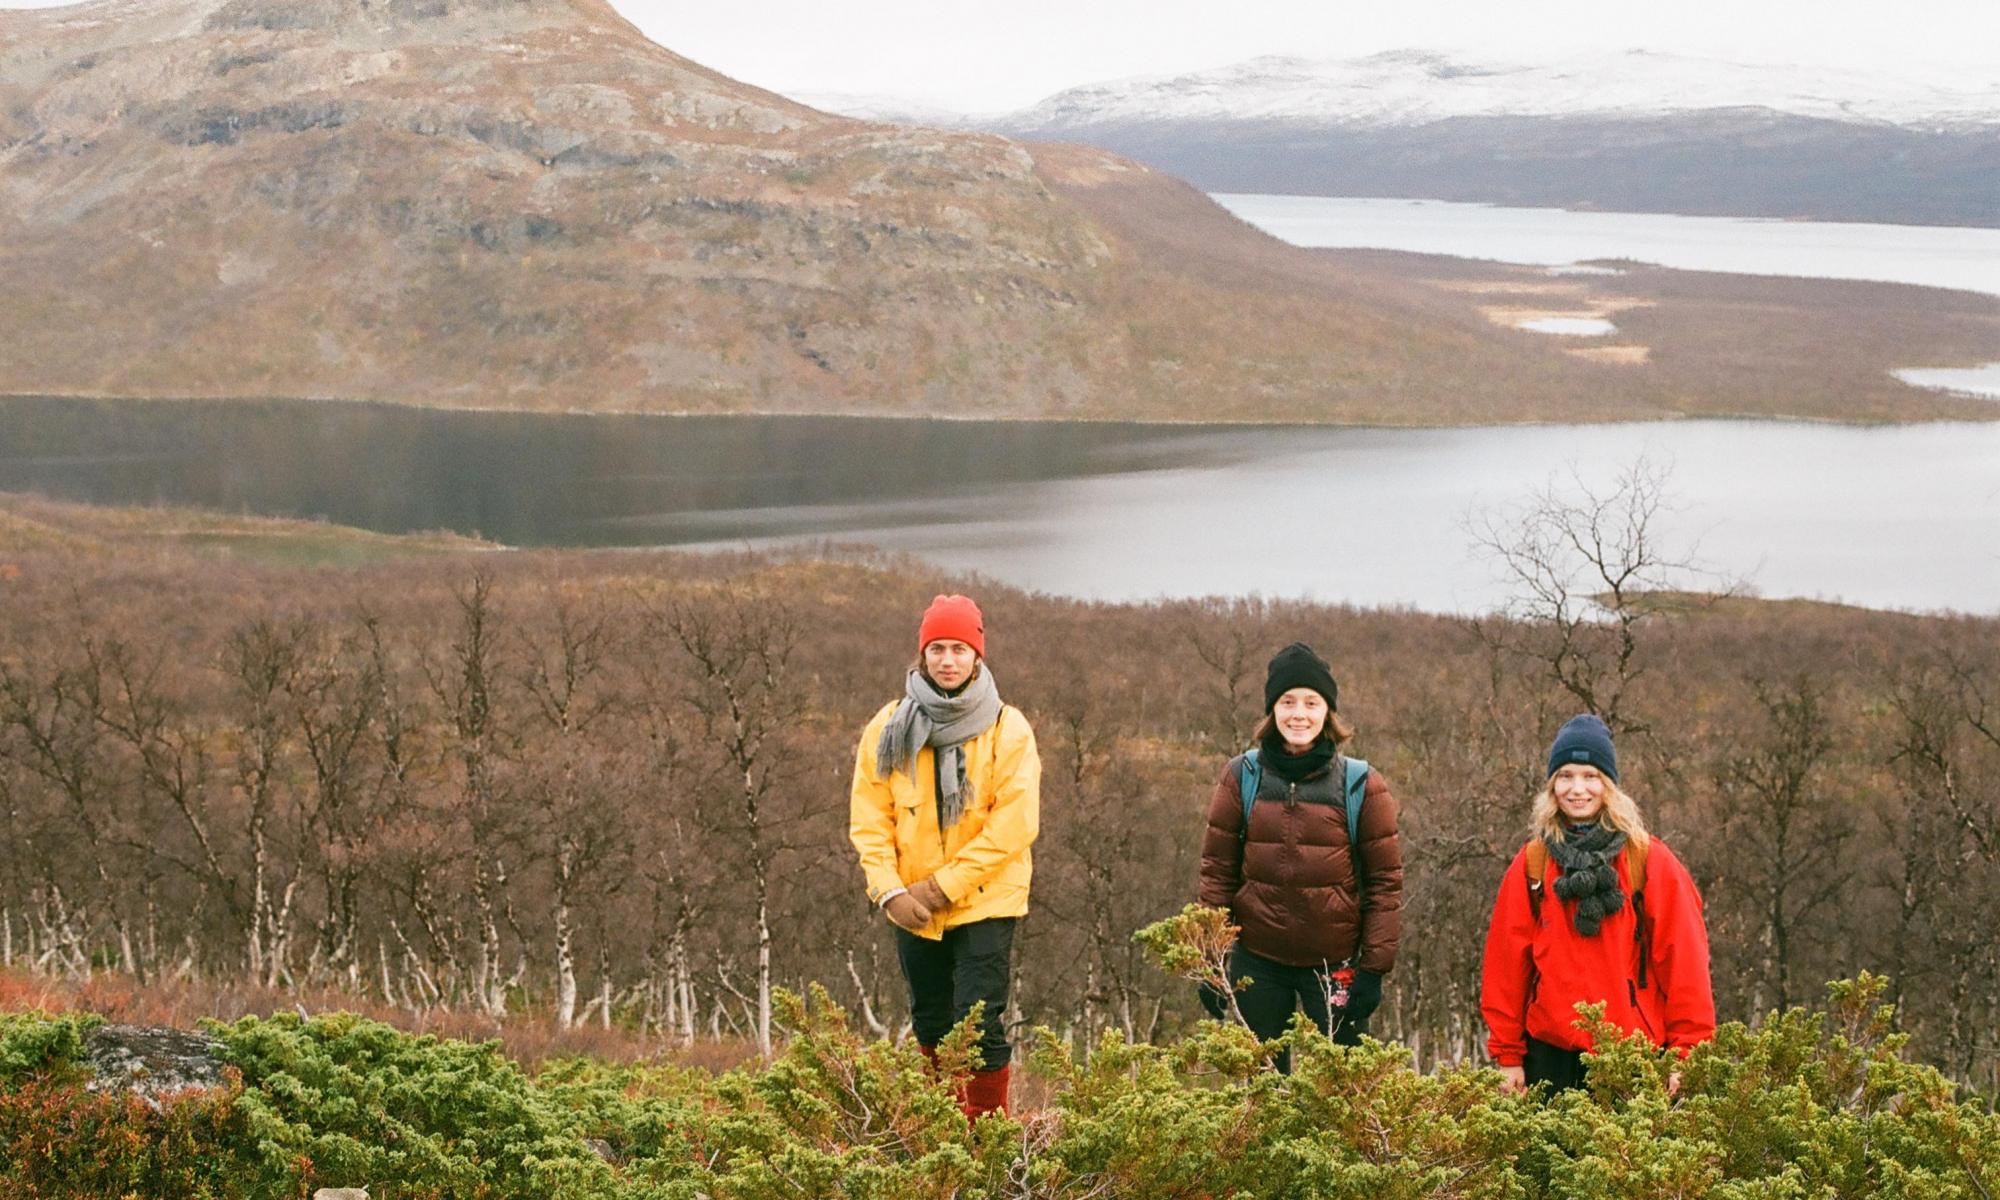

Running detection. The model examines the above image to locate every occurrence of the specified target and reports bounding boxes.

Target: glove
[884,892,932,931]
[1341,970,1383,1023]
[910,876,951,914]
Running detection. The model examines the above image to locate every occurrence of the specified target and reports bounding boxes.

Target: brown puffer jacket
[1197,754,1404,973]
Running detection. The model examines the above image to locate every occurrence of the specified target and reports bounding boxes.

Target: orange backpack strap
[1524,837,1647,920]
[1526,838,1647,889]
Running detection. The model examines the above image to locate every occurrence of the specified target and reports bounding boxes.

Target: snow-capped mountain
[1010,50,2000,132]
[984,51,2000,226]
[788,91,982,127]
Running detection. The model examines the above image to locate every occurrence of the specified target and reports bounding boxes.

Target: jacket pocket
[895,798,925,851]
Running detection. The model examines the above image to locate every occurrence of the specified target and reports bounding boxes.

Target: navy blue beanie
[1547,714,1617,782]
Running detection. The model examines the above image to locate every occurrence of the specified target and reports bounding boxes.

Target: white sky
[6,0,1998,112]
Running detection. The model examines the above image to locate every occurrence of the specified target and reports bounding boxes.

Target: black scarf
[1259,729,1335,784]
[1545,823,1627,937]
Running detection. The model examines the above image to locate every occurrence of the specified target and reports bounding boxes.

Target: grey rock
[84,1024,228,1101]
[313,1190,371,1200]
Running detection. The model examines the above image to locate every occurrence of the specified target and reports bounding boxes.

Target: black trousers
[1524,1036,1589,1092]
[1201,945,1368,1071]
[895,916,1016,1070]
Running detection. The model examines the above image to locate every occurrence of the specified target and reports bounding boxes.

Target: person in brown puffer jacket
[1196,642,1404,1067]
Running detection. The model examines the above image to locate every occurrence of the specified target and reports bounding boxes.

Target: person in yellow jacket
[850,593,1040,1119]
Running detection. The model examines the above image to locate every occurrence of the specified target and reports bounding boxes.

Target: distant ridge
[0,5,1992,422]
[0,0,1629,421]
[979,51,2000,227]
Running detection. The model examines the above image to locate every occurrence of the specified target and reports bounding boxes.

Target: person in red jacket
[1480,714,1714,1093]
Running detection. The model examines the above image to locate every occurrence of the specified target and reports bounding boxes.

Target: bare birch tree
[650,586,809,1058]
[1469,456,1725,736]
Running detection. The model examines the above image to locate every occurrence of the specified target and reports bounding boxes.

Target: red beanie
[917,594,985,657]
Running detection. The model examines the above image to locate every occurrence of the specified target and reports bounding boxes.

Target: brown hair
[1252,709,1355,748]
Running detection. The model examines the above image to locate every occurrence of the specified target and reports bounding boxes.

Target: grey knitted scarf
[1545,823,1628,937]
[875,666,1002,829]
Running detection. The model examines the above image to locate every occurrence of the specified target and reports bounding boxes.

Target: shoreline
[2,390,1994,429]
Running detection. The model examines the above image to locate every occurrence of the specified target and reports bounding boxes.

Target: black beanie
[1264,642,1338,713]
[1547,714,1618,782]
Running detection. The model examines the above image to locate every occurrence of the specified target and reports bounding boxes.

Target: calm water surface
[1214,194,2000,297]
[1893,364,2000,400]
[3,397,1995,615]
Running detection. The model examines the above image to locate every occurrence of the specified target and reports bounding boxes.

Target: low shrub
[0,1011,260,1199]
[1,978,1996,1199]
[210,1010,620,1199]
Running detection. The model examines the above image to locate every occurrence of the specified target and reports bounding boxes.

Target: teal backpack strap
[1236,748,1262,841]
[1342,756,1371,877]
[1238,750,1366,852]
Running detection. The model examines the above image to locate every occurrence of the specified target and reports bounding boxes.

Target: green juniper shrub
[1259,1019,1544,1200]
[5,976,2000,1199]
[1500,977,2000,1200]
[533,1056,713,1175]
[686,985,1016,1199]
[210,1010,621,1200]
[1658,974,2000,1200]
[0,1010,263,1199]
[1533,1033,1725,1200]
[0,1010,99,1086]
[1029,1023,1278,1196]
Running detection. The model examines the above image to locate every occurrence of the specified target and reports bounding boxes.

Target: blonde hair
[1530,773,1652,850]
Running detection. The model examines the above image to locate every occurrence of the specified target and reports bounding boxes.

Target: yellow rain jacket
[849,700,1040,939]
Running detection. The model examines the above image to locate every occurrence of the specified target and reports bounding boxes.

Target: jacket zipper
[1285,783,1299,876]
[1628,979,1658,1041]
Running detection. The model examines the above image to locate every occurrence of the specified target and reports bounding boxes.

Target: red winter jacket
[1479,836,1714,1066]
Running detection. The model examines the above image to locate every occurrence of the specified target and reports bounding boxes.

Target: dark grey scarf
[1545,823,1627,937]
[875,666,1002,829]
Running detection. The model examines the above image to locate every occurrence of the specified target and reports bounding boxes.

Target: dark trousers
[895,917,1016,1070]
[1201,946,1367,1071]
[1524,1036,1588,1092]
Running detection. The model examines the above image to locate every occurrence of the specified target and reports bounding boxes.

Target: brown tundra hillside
[1,494,1997,1086]
[1,0,1994,421]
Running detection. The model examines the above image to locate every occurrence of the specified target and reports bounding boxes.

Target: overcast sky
[6,0,1998,111]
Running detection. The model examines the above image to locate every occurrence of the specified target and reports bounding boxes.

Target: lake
[1893,364,2000,400]
[1212,194,2000,298]
[2,397,1995,615]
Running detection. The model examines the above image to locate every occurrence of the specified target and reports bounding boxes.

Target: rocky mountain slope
[983,51,2000,226]
[0,4,1989,421]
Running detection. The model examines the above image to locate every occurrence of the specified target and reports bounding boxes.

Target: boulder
[83,1023,228,1102]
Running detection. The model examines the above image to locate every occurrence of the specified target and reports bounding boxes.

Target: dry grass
[0,493,496,562]
[1330,249,2000,422]
[1566,345,1652,365]
[0,506,1996,1081]
[0,966,759,1073]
